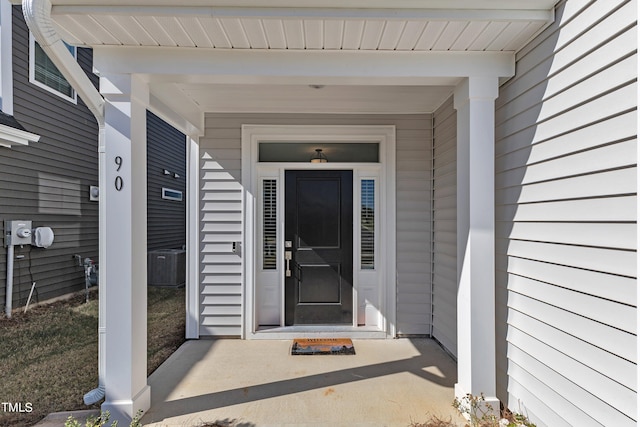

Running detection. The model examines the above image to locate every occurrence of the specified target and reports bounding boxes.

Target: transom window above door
[258,142,379,163]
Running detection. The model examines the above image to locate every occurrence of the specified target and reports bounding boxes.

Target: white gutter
[0,123,40,147]
[22,0,104,123]
[52,4,554,22]
[22,0,107,406]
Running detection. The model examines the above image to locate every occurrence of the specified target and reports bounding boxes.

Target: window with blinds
[361,179,375,269]
[263,179,277,269]
[30,35,76,101]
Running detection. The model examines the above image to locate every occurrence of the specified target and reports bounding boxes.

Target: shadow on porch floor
[142,338,463,427]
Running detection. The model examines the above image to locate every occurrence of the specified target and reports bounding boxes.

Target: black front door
[285,170,353,325]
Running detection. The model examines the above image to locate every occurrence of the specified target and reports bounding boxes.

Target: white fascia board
[148,91,203,137]
[0,123,41,148]
[52,4,554,23]
[46,0,558,8]
[94,48,515,82]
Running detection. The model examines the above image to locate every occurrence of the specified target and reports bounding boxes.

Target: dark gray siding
[0,6,99,309]
[147,110,186,251]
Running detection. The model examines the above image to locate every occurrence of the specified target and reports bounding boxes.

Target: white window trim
[241,125,396,339]
[29,33,77,103]
[185,136,200,339]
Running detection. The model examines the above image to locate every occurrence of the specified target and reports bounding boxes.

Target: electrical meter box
[148,249,186,287]
[5,220,32,247]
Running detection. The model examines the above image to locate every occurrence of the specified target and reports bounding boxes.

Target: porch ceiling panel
[49,5,555,52]
[32,1,557,125]
[172,84,455,114]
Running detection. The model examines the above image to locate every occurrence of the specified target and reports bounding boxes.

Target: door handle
[284,250,292,277]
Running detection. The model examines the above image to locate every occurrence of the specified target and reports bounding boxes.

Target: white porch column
[100,73,150,423]
[453,76,499,407]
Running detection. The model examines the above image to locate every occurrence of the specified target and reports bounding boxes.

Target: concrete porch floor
[142,338,465,427]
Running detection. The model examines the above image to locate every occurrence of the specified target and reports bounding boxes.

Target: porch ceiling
[48,2,555,52]
[29,0,557,128]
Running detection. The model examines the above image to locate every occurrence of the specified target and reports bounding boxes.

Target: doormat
[291,338,356,355]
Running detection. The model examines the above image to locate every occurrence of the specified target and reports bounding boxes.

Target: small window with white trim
[29,34,77,102]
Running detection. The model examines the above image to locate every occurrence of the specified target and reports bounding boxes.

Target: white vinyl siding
[394,118,433,335]
[495,1,637,426]
[201,113,432,336]
[199,124,243,336]
[431,96,457,356]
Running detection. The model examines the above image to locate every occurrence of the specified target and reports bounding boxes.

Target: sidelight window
[361,179,375,269]
[262,179,277,269]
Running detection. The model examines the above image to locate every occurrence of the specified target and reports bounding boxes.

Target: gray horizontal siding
[201,113,433,337]
[495,1,637,426]
[394,116,432,336]
[200,116,243,337]
[432,96,457,356]
[0,6,99,308]
[147,110,186,251]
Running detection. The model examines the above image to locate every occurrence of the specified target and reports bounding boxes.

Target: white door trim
[241,125,396,339]
[185,135,200,339]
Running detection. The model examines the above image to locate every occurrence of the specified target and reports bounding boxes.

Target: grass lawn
[0,286,185,427]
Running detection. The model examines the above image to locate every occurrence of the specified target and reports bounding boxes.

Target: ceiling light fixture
[310,148,328,163]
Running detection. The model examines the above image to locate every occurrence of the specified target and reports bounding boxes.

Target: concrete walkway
[142,338,464,427]
[33,410,100,427]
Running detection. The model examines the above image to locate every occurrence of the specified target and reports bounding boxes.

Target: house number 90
[114,156,123,191]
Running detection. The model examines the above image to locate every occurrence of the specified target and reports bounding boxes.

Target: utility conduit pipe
[5,244,14,318]
[22,0,106,406]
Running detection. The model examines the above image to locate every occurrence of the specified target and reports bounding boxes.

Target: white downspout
[22,0,104,122]
[22,0,107,406]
